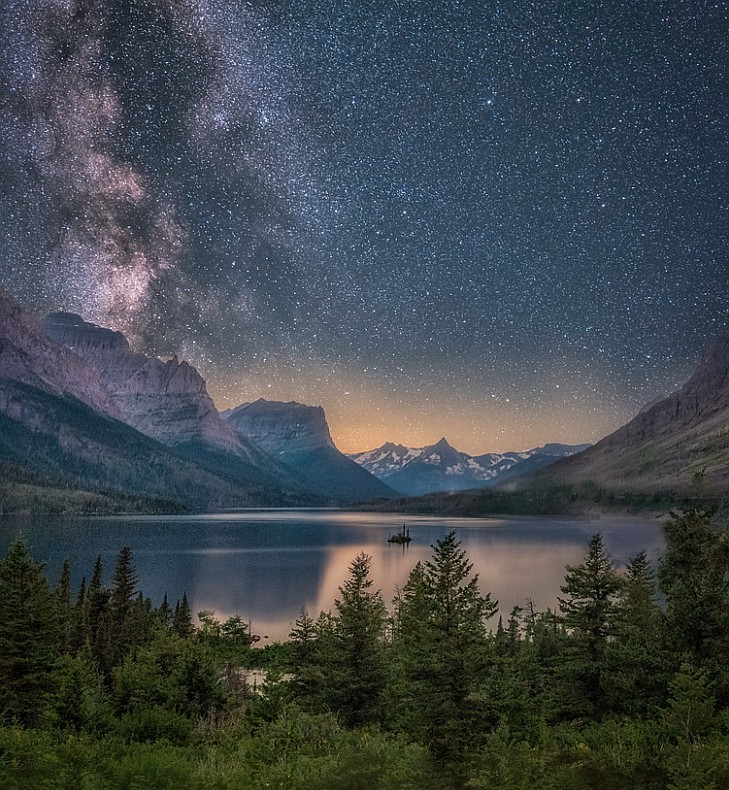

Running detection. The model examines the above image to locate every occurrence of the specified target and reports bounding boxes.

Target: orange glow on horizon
[207,367,633,455]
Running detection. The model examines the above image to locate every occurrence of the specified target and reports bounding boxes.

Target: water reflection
[0,511,665,642]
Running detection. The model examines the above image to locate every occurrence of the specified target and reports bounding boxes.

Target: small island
[387,523,412,544]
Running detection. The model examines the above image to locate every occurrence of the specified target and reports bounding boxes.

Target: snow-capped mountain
[348,438,591,496]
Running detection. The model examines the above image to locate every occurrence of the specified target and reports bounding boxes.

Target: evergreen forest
[2,505,729,789]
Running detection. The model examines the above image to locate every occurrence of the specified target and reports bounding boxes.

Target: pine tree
[55,558,72,653]
[108,548,146,665]
[556,532,621,718]
[87,555,109,647]
[158,592,172,629]
[288,608,323,708]
[330,552,388,726]
[55,558,71,609]
[174,643,225,718]
[109,548,138,631]
[221,614,250,647]
[0,538,61,725]
[662,663,721,789]
[605,551,666,714]
[172,592,194,639]
[423,531,497,641]
[392,532,497,779]
[69,576,88,654]
[86,555,113,675]
[658,504,729,699]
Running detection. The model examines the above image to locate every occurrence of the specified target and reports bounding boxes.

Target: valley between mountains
[0,288,727,514]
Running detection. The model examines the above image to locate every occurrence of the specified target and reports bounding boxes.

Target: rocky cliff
[42,312,239,451]
[224,399,336,454]
[0,292,116,416]
[225,399,396,501]
[0,293,315,510]
[0,293,328,510]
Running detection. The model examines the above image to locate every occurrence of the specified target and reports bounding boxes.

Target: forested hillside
[2,506,729,788]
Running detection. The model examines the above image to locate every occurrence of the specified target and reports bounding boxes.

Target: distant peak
[432,437,452,449]
[226,396,334,450]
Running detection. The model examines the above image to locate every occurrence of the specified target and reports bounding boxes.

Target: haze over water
[0,511,665,642]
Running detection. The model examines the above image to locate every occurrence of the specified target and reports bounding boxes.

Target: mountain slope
[0,378,297,511]
[225,399,396,501]
[527,337,729,495]
[41,312,309,494]
[42,312,244,451]
[0,291,116,415]
[349,438,590,496]
[0,292,315,510]
[479,443,593,486]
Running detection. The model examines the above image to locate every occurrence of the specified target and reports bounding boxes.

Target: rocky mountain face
[0,378,276,512]
[42,312,238,451]
[0,292,324,510]
[533,336,729,494]
[40,312,309,493]
[0,292,116,416]
[226,399,336,454]
[225,399,396,502]
[349,438,590,496]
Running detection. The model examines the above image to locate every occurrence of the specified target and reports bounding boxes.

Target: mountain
[0,378,276,512]
[41,312,308,493]
[42,312,242,451]
[349,437,589,496]
[477,443,593,486]
[0,292,315,511]
[224,399,397,501]
[0,293,116,415]
[528,336,729,495]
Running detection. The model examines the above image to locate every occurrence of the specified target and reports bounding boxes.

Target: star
[0,0,727,454]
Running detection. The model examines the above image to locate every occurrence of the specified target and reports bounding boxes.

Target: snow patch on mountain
[348,438,591,496]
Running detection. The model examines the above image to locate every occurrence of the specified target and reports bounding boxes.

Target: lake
[0,510,666,642]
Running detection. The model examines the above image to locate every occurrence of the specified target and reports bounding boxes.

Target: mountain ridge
[40,311,319,495]
[349,437,590,496]
[527,335,729,494]
[0,292,321,510]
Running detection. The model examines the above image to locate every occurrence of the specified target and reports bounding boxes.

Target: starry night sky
[1,0,727,454]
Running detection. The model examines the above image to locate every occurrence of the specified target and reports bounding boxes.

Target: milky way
[1,0,727,453]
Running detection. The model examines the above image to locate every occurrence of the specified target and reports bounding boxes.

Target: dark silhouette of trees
[392,531,497,783]
[331,552,388,726]
[3,509,729,788]
[0,538,61,725]
[659,504,729,700]
[556,532,621,718]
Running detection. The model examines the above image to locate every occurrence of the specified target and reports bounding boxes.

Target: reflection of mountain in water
[193,547,330,635]
[0,511,665,642]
